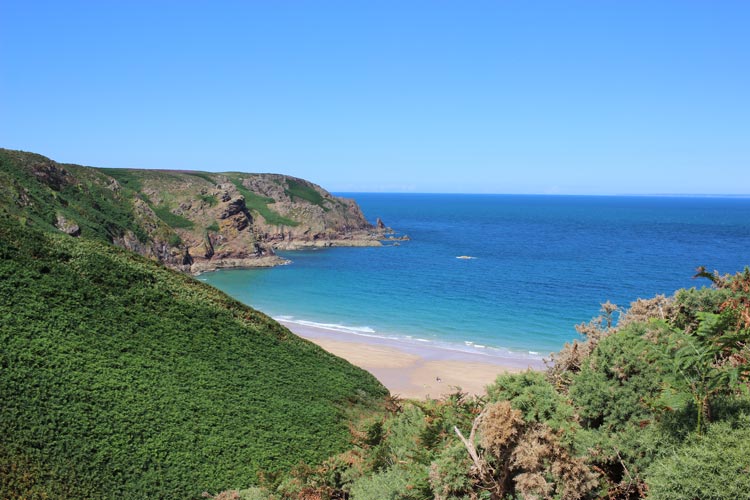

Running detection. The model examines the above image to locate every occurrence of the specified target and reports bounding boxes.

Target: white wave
[274,316,376,335]
[272,316,546,362]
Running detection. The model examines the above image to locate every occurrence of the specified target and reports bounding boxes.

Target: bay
[201,194,750,358]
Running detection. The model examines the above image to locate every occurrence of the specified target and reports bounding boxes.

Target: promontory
[0,148,395,274]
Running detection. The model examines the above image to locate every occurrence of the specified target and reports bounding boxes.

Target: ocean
[201,194,750,359]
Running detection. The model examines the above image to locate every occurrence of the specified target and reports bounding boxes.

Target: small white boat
[456,255,477,260]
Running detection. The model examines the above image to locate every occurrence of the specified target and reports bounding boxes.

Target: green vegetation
[0,216,387,499]
[207,221,220,232]
[0,149,148,243]
[185,171,217,184]
[229,178,299,226]
[234,269,750,500]
[151,204,195,229]
[199,193,219,207]
[646,420,750,499]
[284,178,328,210]
[103,168,144,191]
[168,232,183,246]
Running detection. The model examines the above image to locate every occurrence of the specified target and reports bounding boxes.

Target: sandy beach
[280,320,545,399]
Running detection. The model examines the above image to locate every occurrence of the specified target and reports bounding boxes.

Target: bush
[569,322,669,431]
[486,371,578,435]
[647,420,750,500]
[349,467,427,500]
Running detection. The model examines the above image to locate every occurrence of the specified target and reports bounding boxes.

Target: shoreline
[190,236,389,275]
[279,319,545,399]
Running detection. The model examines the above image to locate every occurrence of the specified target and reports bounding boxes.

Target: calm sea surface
[201,194,750,358]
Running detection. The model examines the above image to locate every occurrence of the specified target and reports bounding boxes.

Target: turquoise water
[201,194,750,358]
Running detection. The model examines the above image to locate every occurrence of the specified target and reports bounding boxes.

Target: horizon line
[332,191,750,198]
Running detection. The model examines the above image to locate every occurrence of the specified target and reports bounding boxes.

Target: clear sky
[1,1,748,194]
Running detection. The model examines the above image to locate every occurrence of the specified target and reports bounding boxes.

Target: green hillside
[0,149,149,243]
[0,215,387,499]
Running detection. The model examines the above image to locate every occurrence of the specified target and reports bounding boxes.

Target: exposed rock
[218,196,247,220]
[32,162,72,192]
[376,217,386,229]
[190,255,290,275]
[106,178,121,192]
[16,186,32,207]
[113,230,155,260]
[203,232,215,259]
[182,248,194,266]
[55,214,81,237]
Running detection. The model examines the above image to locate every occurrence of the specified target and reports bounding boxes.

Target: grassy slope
[227,176,299,227]
[0,149,149,243]
[284,178,329,211]
[0,149,302,251]
[103,167,302,228]
[0,216,387,499]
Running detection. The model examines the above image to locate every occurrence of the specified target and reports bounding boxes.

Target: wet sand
[280,320,544,399]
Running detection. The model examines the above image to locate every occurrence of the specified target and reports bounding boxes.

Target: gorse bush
[646,419,750,500]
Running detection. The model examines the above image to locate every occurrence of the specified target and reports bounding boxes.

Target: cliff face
[0,149,394,273]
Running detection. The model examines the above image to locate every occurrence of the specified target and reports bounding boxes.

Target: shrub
[647,420,750,500]
[349,467,427,500]
[486,371,578,436]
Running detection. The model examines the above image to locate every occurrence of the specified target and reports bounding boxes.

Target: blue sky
[1,1,748,194]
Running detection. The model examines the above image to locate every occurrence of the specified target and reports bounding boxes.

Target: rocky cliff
[0,148,399,273]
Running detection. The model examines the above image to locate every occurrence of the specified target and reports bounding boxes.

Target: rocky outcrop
[118,171,401,273]
[0,148,405,275]
[55,214,81,236]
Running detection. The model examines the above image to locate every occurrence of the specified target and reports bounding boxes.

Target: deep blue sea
[201,194,750,358]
